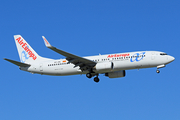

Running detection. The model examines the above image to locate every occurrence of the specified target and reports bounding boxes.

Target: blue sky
[0,0,180,119]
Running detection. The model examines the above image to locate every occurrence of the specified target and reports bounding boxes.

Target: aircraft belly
[54,65,82,75]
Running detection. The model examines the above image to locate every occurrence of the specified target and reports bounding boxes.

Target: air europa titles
[107,53,130,58]
[16,37,37,60]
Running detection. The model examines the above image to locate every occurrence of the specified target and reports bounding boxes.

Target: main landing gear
[94,77,100,83]
[86,73,92,78]
[86,73,100,83]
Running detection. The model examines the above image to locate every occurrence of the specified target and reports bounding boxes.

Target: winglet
[42,36,52,48]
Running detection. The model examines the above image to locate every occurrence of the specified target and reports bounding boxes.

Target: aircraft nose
[169,56,175,62]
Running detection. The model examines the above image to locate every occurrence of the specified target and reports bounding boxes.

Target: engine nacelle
[105,70,126,78]
[95,62,114,71]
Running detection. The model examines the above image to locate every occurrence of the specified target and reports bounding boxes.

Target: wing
[4,58,31,67]
[42,36,96,71]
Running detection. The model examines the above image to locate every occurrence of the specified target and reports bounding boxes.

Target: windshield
[160,53,167,55]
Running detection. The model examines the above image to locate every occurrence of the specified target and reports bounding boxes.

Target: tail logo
[16,37,37,62]
[21,47,30,63]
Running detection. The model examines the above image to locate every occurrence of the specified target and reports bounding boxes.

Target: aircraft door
[151,52,155,60]
[39,63,43,71]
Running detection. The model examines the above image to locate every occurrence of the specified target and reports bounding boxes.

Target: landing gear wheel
[86,73,92,78]
[94,77,100,83]
[156,70,160,73]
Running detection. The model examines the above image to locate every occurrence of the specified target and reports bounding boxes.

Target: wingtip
[42,36,45,39]
[42,36,51,47]
[4,58,10,61]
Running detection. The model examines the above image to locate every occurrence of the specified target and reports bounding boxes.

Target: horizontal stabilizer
[4,58,31,67]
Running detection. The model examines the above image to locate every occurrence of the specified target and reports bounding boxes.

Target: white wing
[42,36,96,71]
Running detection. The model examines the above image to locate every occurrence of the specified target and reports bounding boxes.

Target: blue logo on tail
[21,46,30,63]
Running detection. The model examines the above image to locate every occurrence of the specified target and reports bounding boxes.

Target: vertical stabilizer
[14,35,40,64]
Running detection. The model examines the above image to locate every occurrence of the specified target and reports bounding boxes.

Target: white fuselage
[21,51,174,76]
[4,35,175,82]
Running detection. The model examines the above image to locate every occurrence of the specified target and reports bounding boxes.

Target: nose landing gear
[156,69,160,73]
[156,64,165,73]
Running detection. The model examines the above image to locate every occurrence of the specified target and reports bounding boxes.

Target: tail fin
[14,35,40,64]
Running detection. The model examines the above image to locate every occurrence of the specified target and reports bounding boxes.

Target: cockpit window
[160,53,167,55]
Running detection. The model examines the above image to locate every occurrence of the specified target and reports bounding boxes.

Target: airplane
[4,35,175,83]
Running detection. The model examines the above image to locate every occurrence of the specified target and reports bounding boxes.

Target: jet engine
[105,70,126,78]
[94,62,114,71]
